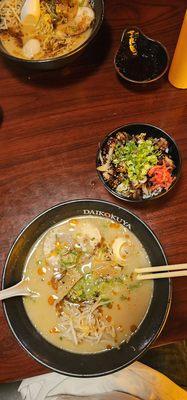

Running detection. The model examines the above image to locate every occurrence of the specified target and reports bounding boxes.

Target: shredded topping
[58,299,117,346]
[97,132,176,200]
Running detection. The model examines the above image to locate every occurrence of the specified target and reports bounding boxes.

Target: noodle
[58,300,117,346]
[0,0,95,59]
[23,216,153,354]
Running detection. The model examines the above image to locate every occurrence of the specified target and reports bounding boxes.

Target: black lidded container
[114,27,169,84]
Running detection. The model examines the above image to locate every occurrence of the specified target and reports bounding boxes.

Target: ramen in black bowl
[0,0,104,70]
[96,124,181,203]
[2,199,171,377]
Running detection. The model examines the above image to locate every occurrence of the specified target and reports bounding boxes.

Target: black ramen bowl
[0,0,104,70]
[114,27,169,85]
[96,123,181,203]
[2,199,171,377]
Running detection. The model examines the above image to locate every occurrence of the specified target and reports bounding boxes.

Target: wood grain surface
[0,0,187,383]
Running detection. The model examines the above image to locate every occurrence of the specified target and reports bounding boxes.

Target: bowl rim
[96,123,182,203]
[114,26,170,84]
[0,0,104,64]
[2,199,172,377]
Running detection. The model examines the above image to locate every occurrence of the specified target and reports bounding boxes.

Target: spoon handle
[0,281,29,301]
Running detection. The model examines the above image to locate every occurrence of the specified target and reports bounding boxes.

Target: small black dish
[114,27,169,85]
[0,0,104,71]
[96,123,182,203]
[2,199,171,377]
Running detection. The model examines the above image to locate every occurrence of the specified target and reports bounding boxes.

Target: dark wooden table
[0,0,187,383]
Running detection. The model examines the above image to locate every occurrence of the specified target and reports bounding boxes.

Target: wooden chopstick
[135,263,187,280]
[135,263,187,274]
[137,270,187,280]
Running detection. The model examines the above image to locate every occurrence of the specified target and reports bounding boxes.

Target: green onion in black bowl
[96,123,182,203]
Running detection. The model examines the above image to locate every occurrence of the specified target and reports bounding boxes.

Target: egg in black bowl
[114,27,169,85]
[2,199,171,377]
[0,0,104,70]
[96,123,181,203]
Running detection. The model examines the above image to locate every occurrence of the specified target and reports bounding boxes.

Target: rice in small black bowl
[96,123,181,203]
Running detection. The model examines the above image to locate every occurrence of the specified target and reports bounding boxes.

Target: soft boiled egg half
[20,0,40,26]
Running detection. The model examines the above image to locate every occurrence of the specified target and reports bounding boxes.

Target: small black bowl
[114,27,169,85]
[0,0,104,70]
[2,199,171,377]
[96,123,182,203]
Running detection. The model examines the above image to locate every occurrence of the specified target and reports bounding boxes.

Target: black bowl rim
[2,199,172,377]
[0,0,104,65]
[96,123,182,203]
[114,26,170,84]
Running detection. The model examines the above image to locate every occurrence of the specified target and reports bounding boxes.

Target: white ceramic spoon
[0,279,39,301]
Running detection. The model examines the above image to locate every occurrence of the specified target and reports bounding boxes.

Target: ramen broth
[1,25,92,59]
[0,0,95,60]
[23,216,153,353]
